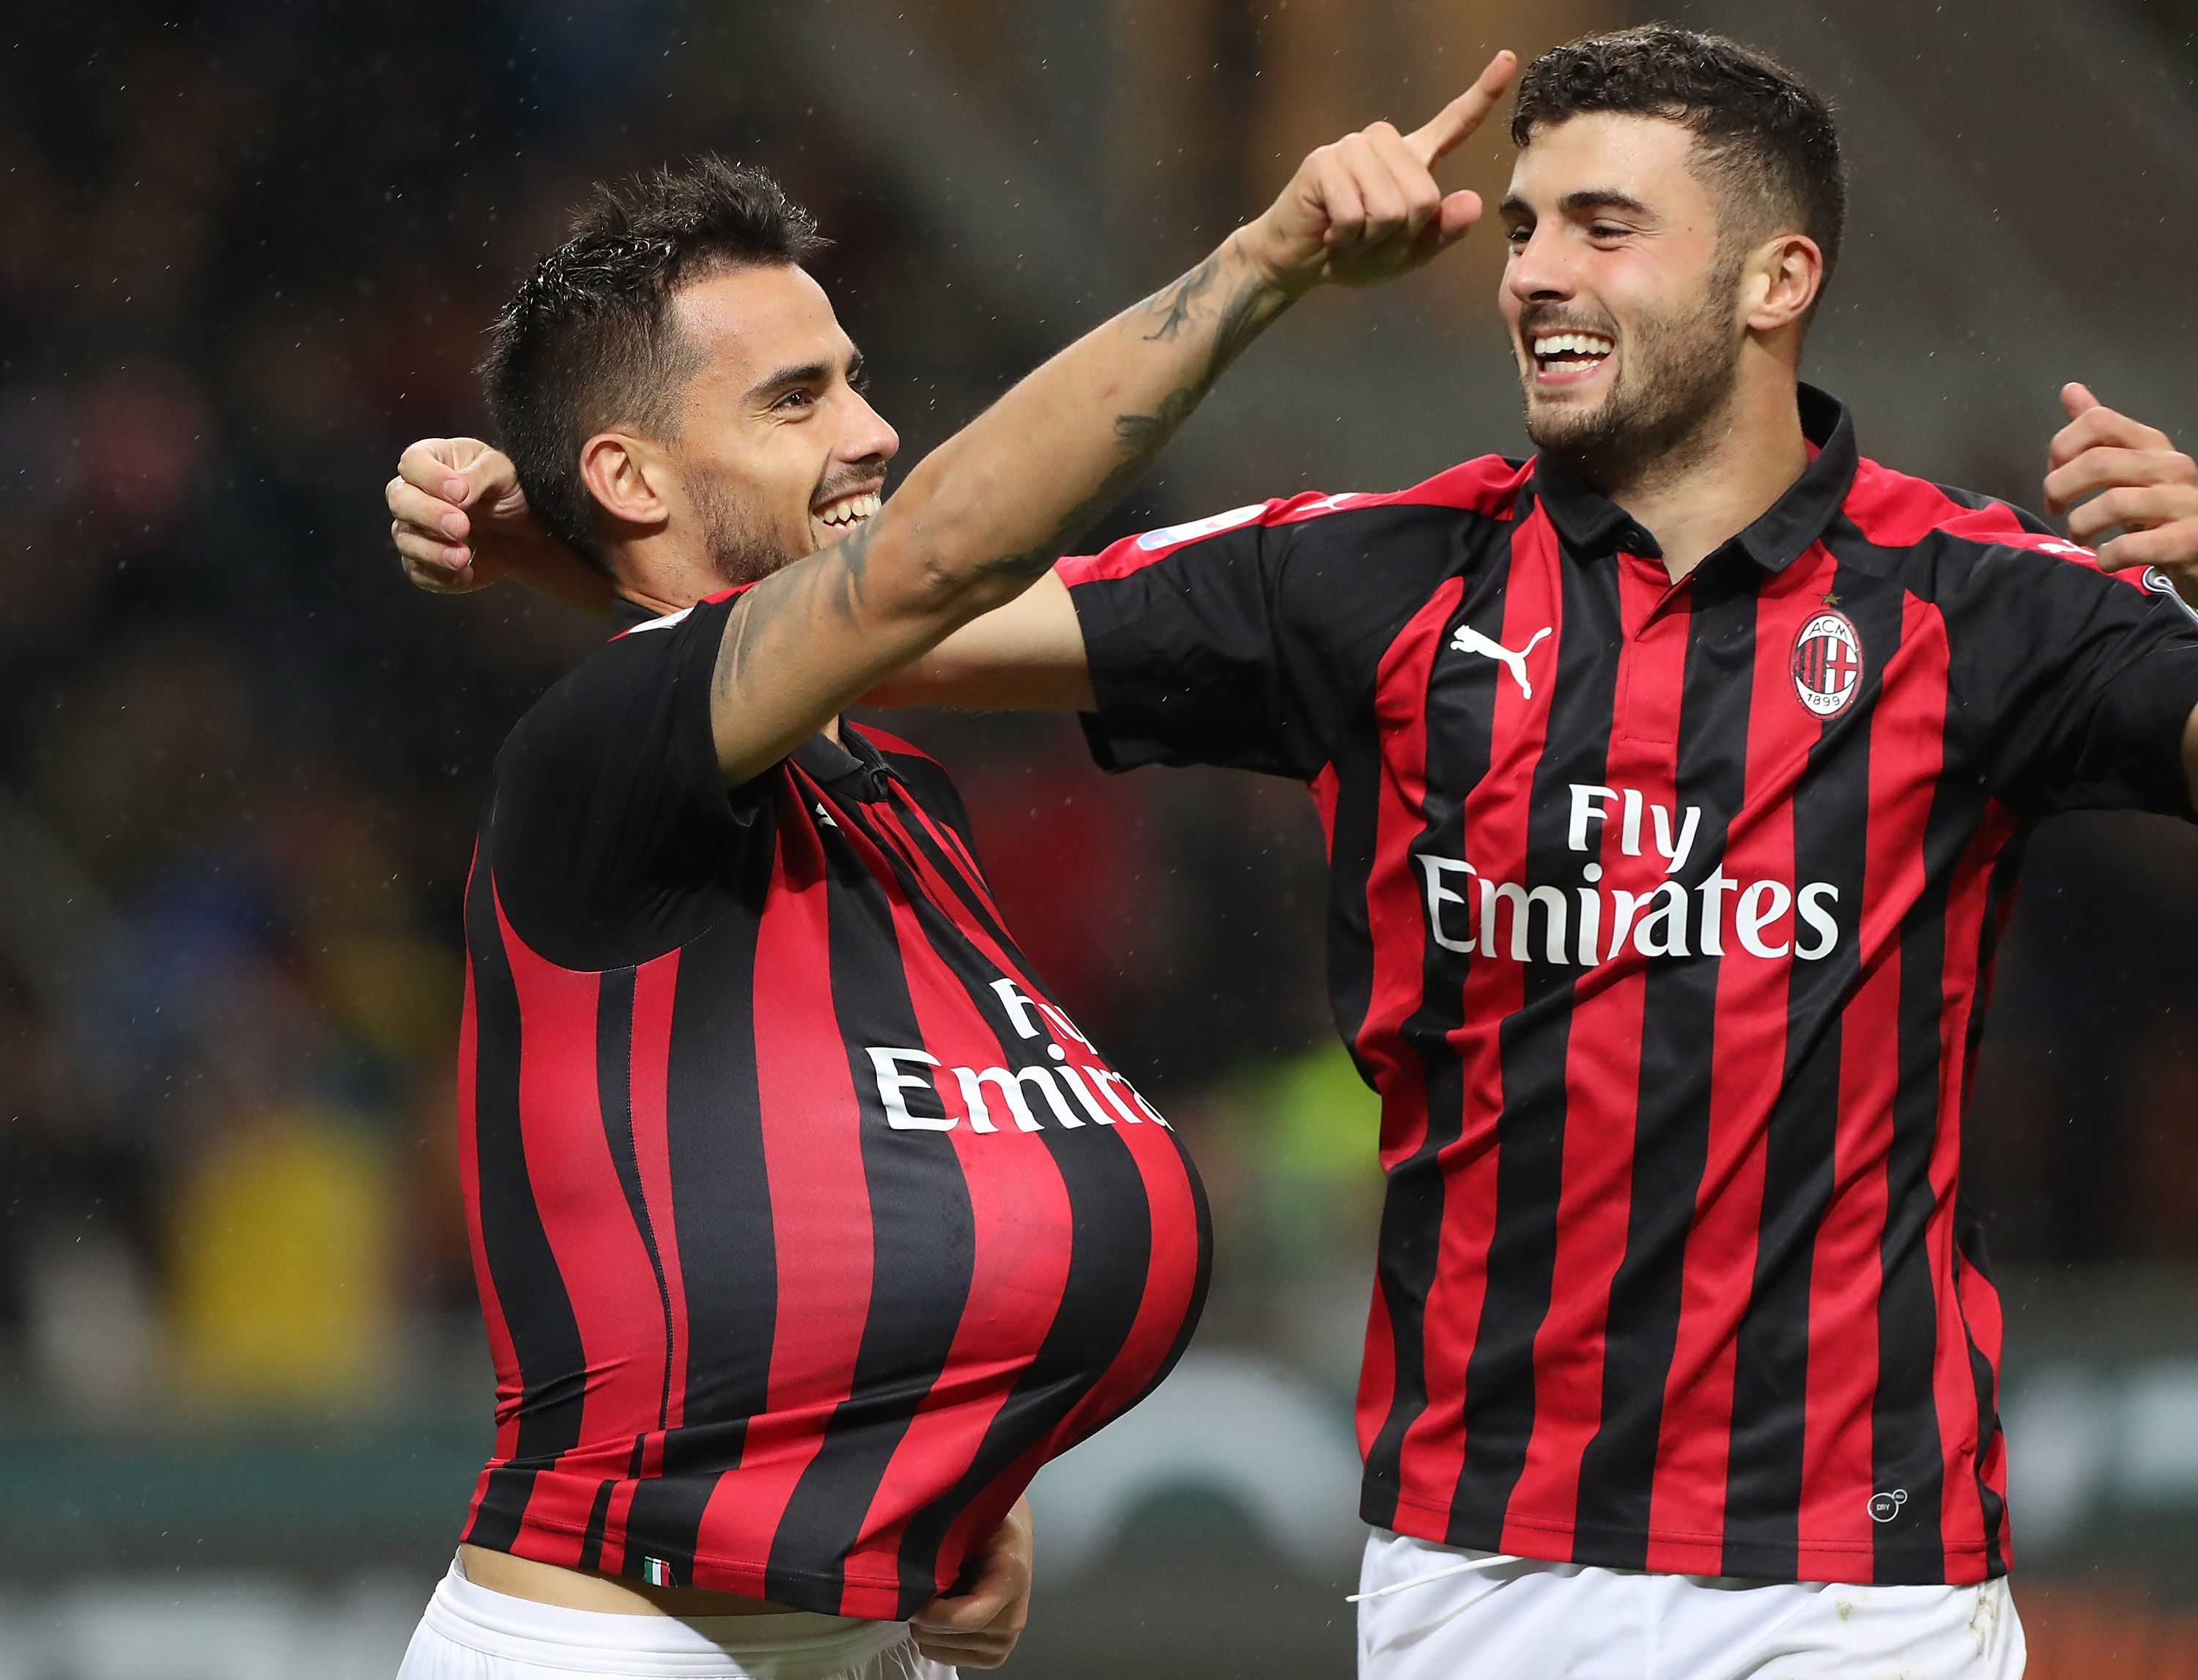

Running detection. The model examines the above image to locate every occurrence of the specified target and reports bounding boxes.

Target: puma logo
[1449,623,1553,698]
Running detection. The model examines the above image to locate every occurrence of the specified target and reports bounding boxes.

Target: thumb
[2061,381,2101,422]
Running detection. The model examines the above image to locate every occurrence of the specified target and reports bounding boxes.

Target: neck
[1598,369,1809,583]
[608,563,841,748]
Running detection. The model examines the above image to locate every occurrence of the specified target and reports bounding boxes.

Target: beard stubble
[1524,262,1747,493]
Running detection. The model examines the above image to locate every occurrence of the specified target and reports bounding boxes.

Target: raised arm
[390,58,1516,753]
[702,58,1514,780]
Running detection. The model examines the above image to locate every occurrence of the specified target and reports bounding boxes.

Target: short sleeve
[1062,500,1325,780]
[1947,545,2198,819]
[484,593,763,969]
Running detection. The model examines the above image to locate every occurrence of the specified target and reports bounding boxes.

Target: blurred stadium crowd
[0,0,2194,1459]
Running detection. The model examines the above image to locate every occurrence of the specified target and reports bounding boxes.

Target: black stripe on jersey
[620,832,781,1583]
[1576,557,1764,1554]
[879,786,1216,1410]
[596,965,678,1431]
[866,809,1174,1602]
[462,874,591,1551]
[766,789,979,1610]
[1359,560,1506,1528]
[1453,533,1626,1535]
[1325,732,1391,1085]
[1951,836,2027,1577]
[576,1479,615,1572]
[1875,686,1981,1583]
[1723,556,1899,1578]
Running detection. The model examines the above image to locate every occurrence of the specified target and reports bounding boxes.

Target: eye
[849,368,873,395]
[1505,224,1532,248]
[1589,223,1629,242]
[773,388,815,412]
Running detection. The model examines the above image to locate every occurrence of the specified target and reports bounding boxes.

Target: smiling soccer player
[382,62,1518,1680]
[396,29,2198,1680]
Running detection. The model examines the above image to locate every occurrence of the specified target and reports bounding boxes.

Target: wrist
[1225,221,1320,303]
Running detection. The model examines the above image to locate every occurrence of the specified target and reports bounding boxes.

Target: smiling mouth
[811,487,883,534]
[1530,331,1615,388]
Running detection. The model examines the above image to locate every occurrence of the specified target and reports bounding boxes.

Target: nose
[1505,223,1577,308]
[842,388,899,469]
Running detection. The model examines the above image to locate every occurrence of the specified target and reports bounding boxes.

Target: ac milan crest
[1791,610,1862,717]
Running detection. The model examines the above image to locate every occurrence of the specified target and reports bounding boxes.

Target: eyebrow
[1501,189,1658,221]
[746,349,864,407]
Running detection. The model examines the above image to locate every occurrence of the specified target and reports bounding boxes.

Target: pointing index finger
[1404,51,1518,170]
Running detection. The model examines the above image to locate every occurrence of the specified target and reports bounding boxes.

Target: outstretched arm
[2043,381,2198,804]
[389,56,1517,752]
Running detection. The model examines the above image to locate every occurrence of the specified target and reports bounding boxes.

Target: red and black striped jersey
[1062,386,2198,1587]
[456,592,1209,1618]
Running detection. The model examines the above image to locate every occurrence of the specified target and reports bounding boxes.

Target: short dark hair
[1512,26,1844,286]
[482,157,827,571]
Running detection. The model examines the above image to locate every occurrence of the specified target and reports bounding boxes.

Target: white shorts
[1356,1531,2026,1680]
[395,1558,954,1680]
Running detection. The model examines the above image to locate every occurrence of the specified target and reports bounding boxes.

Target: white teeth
[816,492,882,528]
[1532,333,1614,359]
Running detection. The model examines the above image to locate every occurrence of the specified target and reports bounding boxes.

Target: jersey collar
[792,723,900,802]
[1529,383,1858,576]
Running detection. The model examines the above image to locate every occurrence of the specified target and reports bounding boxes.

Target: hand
[386,437,556,595]
[2044,382,2198,605]
[908,1498,1032,1670]
[1239,50,1515,293]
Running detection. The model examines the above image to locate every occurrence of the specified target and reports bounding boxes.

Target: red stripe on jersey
[820,803,1071,1616]
[1310,764,1341,856]
[691,803,870,1595]
[1044,1131,1205,1453]
[1350,576,1462,1468]
[1793,593,1950,1572]
[1506,548,1690,1544]
[629,950,687,1429]
[1056,459,1529,585]
[1929,794,2022,1564]
[1645,547,1832,1566]
[456,951,525,1533]
[1954,1229,2012,1564]
[1356,577,1466,1159]
[1840,466,2013,550]
[1409,509,1569,1532]
[495,895,676,1553]
[597,1479,638,1575]
[879,786,1010,936]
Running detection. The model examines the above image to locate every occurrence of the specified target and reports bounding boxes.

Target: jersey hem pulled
[465,1517,932,1621]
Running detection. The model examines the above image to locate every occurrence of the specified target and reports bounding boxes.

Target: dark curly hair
[481,157,827,572]
[1513,26,1844,289]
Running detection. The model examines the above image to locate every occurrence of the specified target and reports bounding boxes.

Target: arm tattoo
[985,260,1287,580]
[1141,250,1224,344]
[713,519,878,704]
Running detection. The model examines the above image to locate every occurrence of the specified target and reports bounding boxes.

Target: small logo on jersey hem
[641,1556,678,1586]
[1791,609,1862,717]
[1868,1489,1909,1523]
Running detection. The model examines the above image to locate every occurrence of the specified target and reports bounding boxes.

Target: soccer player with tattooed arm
[378,53,1521,1680]
[397,28,2198,1680]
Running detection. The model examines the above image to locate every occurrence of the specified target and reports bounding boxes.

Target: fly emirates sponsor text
[1418,784,1841,966]
[866,980,1170,1135]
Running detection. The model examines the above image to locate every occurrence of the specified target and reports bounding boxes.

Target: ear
[1740,234,1825,338]
[577,432,673,534]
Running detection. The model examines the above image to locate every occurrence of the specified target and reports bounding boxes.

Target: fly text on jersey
[865,980,1169,1134]
[1418,783,1841,966]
